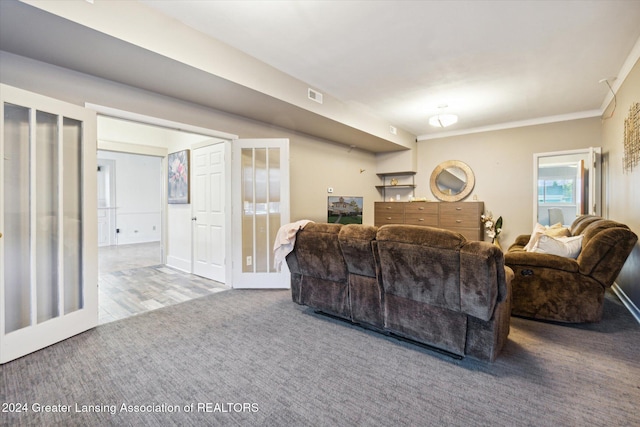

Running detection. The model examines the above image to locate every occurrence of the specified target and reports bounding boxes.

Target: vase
[492,237,502,250]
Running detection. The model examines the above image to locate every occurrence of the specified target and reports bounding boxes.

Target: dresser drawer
[375,202,404,214]
[404,213,438,226]
[404,202,438,215]
[374,202,404,226]
[439,202,482,228]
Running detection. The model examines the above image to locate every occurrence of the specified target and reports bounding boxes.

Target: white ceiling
[141,0,640,138]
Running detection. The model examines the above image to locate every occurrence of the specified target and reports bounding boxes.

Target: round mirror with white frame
[430,160,475,202]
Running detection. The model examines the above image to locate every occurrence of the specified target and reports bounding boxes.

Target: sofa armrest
[513,234,531,247]
[504,251,579,272]
[460,242,507,322]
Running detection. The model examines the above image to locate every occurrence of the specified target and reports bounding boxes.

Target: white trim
[192,138,227,150]
[166,255,191,273]
[599,34,640,112]
[612,283,640,325]
[85,103,239,140]
[416,110,601,141]
[98,139,168,157]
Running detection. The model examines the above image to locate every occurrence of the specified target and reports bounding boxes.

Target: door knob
[192,217,197,221]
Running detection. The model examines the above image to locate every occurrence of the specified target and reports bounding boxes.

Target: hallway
[98,242,228,324]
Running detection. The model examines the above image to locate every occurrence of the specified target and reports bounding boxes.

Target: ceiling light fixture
[429,104,458,128]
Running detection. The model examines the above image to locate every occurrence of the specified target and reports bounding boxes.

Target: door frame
[97,158,117,247]
[87,104,238,269]
[533,147,602,228]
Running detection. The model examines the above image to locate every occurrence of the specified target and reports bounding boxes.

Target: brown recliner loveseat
[286,222,513,361]
[505,215,638,323]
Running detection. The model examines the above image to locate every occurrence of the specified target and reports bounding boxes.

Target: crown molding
[600,34,640,112]
[416,109,602,141]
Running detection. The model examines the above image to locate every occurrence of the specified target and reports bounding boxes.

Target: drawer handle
[418,218,424,221]
[456,207,462,211]
[456,220,462,223]
[419,207,424,210]
[386,217,392,220]
[386,206,391,210]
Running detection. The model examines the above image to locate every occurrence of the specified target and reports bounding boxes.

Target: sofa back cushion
[293,223,348,283]
[570,215,601,235]
[577,220,638,286]
[338,224,378,278]
[376,225,465,312]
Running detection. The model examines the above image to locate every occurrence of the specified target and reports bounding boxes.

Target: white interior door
[193,142,226,283]
[0,84,98,364]
[232,138,290,289]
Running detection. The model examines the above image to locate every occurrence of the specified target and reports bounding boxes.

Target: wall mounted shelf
[376,171,416,201]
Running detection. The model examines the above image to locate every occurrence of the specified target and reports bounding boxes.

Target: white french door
[0,84,98,364]
[232,139,290,289]
[192,142,226,283]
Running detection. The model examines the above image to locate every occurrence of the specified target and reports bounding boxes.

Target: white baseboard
[166,255,191,273]
[611,283,640,324]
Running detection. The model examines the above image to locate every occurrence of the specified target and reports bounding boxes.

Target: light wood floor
[98,242,228,324]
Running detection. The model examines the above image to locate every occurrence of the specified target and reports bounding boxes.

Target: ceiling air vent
[308,88,323,104]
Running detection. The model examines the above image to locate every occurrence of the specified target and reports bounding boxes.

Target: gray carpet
[1,289,639,427]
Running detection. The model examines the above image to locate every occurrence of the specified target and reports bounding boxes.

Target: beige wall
[601,57,640,305]
[416,118,602,247]
[0,51,379,225]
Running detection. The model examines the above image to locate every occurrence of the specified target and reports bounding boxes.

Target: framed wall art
[328,196,363,224]
[168,149,190,204]
[623,102,639,173]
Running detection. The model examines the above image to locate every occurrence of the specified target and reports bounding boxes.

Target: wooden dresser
[374,201,484,241]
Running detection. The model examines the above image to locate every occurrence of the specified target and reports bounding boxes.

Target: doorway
[96,116,228,324]
[533,147,601,227]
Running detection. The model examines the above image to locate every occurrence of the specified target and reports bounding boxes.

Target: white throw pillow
[524,223,571,252]
[531,235,583,258]
[523,223,547,251]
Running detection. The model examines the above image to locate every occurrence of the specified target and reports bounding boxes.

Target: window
[538,179,574,204]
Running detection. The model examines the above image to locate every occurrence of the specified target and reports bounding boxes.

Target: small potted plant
[481,212,503,248]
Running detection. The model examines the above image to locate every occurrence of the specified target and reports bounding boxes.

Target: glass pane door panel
[254,148,268,273]
[63,117,82,313]
[242,148,254,273]
[240,147,282,274]
[3,103,31,333]
[268,148,280,273]
[35,111,59,323]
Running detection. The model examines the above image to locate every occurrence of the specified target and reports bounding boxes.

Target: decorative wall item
[168,149,190,204]
[328,196,363,224]
[623,102,639,173]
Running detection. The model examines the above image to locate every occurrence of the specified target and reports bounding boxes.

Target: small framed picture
[328,196,363,224]
[168,149,190,204]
